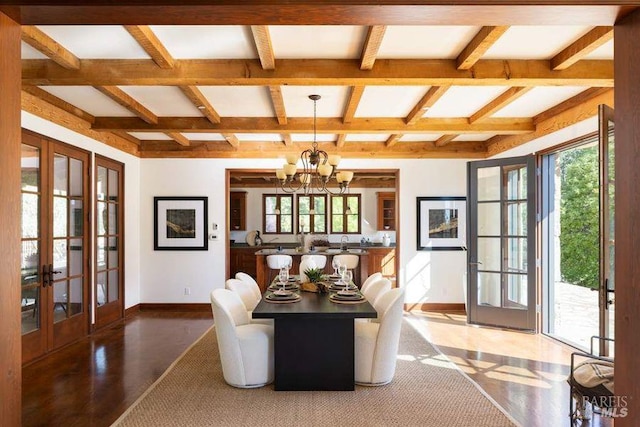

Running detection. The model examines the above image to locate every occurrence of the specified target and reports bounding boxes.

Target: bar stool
[301,254,327,269]
[333,253,360,283]
[266,254,292,284]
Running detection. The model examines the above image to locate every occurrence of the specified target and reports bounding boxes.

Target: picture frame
[417,196,466,251]
[154,196,208,251]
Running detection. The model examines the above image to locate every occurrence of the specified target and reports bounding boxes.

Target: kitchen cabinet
[230,192,246,231]
[377,192,396,231]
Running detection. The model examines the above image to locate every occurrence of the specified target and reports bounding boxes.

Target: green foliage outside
[558,145,599,289]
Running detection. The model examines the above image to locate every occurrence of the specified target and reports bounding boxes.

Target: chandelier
[275,95,353,195]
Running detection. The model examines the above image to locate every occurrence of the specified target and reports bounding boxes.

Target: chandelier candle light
[275,95,354,194]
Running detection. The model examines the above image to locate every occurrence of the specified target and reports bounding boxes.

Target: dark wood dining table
[252,289,377,391]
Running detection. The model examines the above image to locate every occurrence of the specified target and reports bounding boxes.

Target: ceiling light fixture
[275,95,353,195]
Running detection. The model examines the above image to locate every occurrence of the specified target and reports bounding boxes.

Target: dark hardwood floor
[22,311,213,427]
[23,310,611,427]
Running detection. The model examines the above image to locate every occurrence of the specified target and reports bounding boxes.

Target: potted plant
[300,267,328,293]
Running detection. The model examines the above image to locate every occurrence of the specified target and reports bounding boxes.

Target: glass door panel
[95,156,125,328]
[468,155,536,331]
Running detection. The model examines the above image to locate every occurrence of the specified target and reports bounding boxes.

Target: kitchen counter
[254,249,370,291]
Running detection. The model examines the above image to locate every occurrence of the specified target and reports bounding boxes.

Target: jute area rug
[113,316,517,427]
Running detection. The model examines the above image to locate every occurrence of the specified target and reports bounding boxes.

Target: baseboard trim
[138,303,211,312]
[125,304,140,318]
[405,302,466,312]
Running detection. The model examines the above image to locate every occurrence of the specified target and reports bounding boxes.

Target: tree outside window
[263,194,293,234]
[297,194,327,234]
[331,194,361,234]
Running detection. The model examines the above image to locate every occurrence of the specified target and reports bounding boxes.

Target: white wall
[22,112,142,311]
[140,157,469,305]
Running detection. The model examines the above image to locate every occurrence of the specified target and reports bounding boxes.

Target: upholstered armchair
[354,287,405,386]
[210,289,274,388]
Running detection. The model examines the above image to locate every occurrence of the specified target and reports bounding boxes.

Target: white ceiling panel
[129,132,172,140]
[424,86,509,118]
[584,39,614,60]
[21,42,48,59]
[492,86,587,118]
[399,134,441,142]
[197,86,273,117]
[355,86,429,118]
[291,133,337,142]
[453,134,494,142]
[181,133,226,141]
[378,26,480,59]
[235,133,284,142]
[281,86,350,117]
[39,86,136,117]
[483,26,593,59]
[150,25,257,59]
[118,86,202,116]
[36,26,150,59]
[345,134,391,142]
[270,26,367,59]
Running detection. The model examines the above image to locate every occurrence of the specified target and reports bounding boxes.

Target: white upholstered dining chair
[354,287,405,386]
[226,277,271,325]
[210,289,274,388]
[362,277,392,308]
[361,272,383,293]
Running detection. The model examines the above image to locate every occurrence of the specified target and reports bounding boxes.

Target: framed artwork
[417,196,466,251]
[154,196,208,250]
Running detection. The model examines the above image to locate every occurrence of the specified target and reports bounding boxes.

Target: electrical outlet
[184,287,191,296]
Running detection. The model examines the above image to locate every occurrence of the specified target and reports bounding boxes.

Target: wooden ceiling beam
[533,87,611,125]
[124,25,175,69]
[95,85,158,124]
[469,86,532,123]
[282,134,292,146]
[21,90,139,156]
[486,88,613,156]
[222,133,240,148]
[111,130,141,145]
[360,25,386,70]
[91,116,534,134]
[336,134,346,148]
[4,4,630,26]
[22,58,614,87]
[551,26,614,71]
[22,85,95,123]
[179,85,221,124]
[21,26,80,69]
[269,85,287,125]
[251,25,275,70]
[405,85,449,125]
[165,132,190,146]
[138,140,488,160]
[434,134,458,147]
[456,26,509,70]
[343,86,365,124]
[385,134,402,147]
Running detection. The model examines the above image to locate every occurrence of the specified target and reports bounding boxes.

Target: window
[297,194,327,233]
[263,194,293,234]
[331,194,361,234]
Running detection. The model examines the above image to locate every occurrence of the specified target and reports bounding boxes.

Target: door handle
[42,264,49,287]
[469,261,483,265]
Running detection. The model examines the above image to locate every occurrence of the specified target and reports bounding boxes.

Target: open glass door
[467,155,536,331]
[599,104,615,356]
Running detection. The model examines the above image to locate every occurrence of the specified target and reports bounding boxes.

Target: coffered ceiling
[16,6,618,160]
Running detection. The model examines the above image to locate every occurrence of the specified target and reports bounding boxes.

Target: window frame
[330,193,362,234]
[262,193,294,235]
[296,193,327,234]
